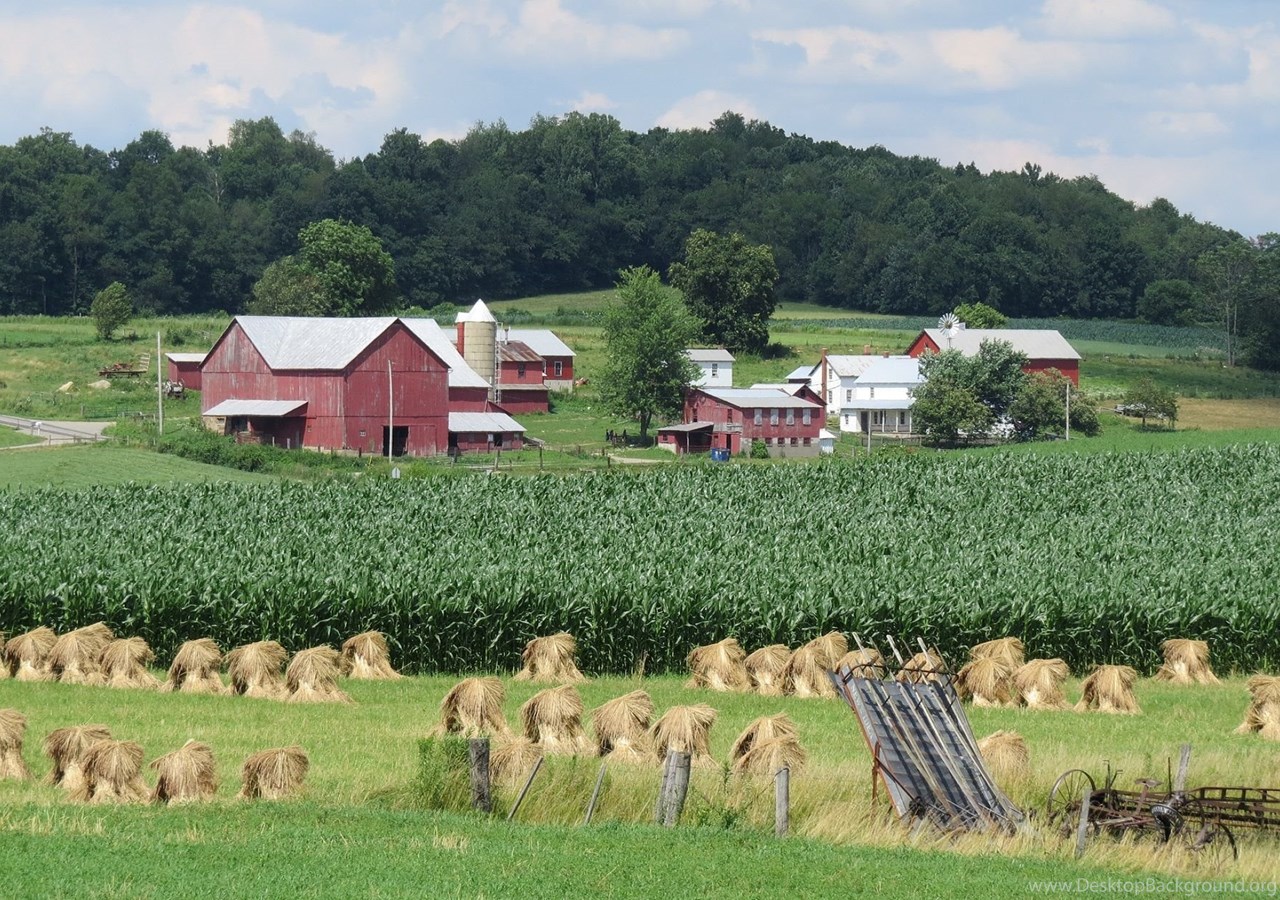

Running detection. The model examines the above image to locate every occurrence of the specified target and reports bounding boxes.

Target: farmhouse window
[770,409,779,425]
[802,410,811,426]
[869,387,876,399]
[899,412,908,426]
[554,360,563,377]
[711,362,719,378]
[754,409,762,426]
[786,409,795,425]
[845,389,852,402]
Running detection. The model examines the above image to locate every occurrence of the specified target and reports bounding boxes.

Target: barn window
[803,437,811,446]
[554,360,563,377]
[517,363,526,378]
[802,410,811,426]
[790,437,798,446]
[770,409,779,425]
[358,429,366,437]
[786,409,795,426]
[753,409,762,426]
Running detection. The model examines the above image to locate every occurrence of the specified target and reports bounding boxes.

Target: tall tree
[1196,240,1255,367]
[668,229,778,354]
[250,219,396,316]
[598,266,700,439]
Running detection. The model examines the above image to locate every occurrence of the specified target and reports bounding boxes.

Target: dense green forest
[0,111,1250,324]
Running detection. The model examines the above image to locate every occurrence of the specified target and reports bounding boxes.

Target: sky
[1,0,1277,236]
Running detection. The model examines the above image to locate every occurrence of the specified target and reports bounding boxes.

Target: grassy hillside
[0,444,275,489]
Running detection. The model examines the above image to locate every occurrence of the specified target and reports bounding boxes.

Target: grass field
[0,671,1273,893]
[0,444,275,489]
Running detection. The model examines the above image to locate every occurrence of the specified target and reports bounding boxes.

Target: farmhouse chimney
[820,347,828,412]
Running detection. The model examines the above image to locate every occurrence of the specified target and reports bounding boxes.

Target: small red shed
[165,352,205,390]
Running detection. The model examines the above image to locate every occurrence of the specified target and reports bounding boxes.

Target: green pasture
[0,444,275,489]
[0,672,1271,894]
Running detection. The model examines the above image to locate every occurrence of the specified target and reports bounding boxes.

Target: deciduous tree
[668,229,778,354]
[90,281,131,340]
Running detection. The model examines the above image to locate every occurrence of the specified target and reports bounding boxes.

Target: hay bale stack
[744,644,790,696]
[47,622,114,685]
[685,638,749,692]
[519,685,589,755]
[978,730,1030,783]
[238,746,309,800]
[1013,659,1071,710]
[436,677,509,737]
[835,647,884,678]
[897,648,946,684]
[490,736,543,786]
[340,631,402,680]
[804,632,848,668]
[162,639,225,694]
[226,641,288,699]
[955,656,1015,707]
[284,647,351,704]
[72,739,147,804]
[1075,665,1141,714]
[590,690,654,763]
[783,645,837,698]
[970,637,1026,669]
[150,740,217,804]
[98,637,160,690]
[651,704,717,767]
[730,714,806,775]
[43,724,112,793]
[514,633,585,684]
[1235,676,1280,740]
[1155,639,1220,686]
[0,709,31,781]
[3,627,56,681]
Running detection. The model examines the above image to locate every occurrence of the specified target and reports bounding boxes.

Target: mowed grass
[0,427,39,449]
[0,671,1274,890]
[0,444,275,489]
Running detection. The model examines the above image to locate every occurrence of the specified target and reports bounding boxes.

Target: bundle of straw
[514,633,585,683]
[226,641,288,699]
[150,740,217,804]
[340,631,402,680]
[98,637,160,690]
[1075,665,1142,714]
[1155,639,1220,686]
[519,685,589,755]
[782,646,836,698]
[977,730,1030,783]
[47,623,114,685]
[834,647,884,679]
[238,746,309,800]
[162,639,225,694]
[1012,659,1071,710]
[651,704,717,767]
[685,639,749,692]
[284,647,351,704]
[3,627,57,681]
[1235,675,1280,741]
[969,637,1026,669]
[435,677,509,737]
[43,724,112,793]
[744,645,790,696]
[803,632,848,668]
[590,690,654,763]
[71,739,147,804]
[0,709,31,780]
[955,656,1015,707]
[896,648,946,684]
[490,736,543,787]
[730,714,805,775]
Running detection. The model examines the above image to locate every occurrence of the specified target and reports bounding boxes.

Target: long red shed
[659,388,824,457]
[906,328,1081,385]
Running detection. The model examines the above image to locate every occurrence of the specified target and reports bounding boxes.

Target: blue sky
[2,0,1276,236]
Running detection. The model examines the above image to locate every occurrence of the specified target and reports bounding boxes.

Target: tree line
[2,111,1275,358]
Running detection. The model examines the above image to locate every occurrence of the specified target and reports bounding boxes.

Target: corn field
[2,445,1279,675]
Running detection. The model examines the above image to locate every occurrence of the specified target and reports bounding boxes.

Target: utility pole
[156,331,164,435]
[1065,380,1070,442]
[387,359,394,458]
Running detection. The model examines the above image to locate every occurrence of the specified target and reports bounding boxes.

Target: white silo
[458,299,498,399]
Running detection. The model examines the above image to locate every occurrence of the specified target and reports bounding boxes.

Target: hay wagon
[1047,760,1280,862]
[98,361,147,378]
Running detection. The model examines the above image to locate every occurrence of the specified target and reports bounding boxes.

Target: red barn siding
[684,391,822,455]
[166,359,203,390]
[906,333,1080,386]
[494,389,549,414]
[448,386,491,412]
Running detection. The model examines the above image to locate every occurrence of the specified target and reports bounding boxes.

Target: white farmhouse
[838,356,923,434]
[808,354,880,415]
[684,348,735,387]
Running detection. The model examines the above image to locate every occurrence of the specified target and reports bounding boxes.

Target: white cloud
[507,0,688,61]
[1040,0,1177,40]
[655,90,760,129]
[564,91,616,112]
[1142,110,1228,138]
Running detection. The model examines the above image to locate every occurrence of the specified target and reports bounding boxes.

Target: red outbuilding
[493,340,550,414]
[659,387,825,457]
[906,328,1081,385]
[165,352,205,390]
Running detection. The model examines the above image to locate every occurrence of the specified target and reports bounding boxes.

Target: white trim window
[770,409,779,425]
[802,409,811,426]
[786,409,795,425]
[753,408,763,426]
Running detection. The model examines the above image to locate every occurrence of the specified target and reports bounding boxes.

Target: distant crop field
[4,446,1280,674]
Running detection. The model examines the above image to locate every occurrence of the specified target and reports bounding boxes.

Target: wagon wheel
[1047,769,1096,835]
[1187,822,1238,867]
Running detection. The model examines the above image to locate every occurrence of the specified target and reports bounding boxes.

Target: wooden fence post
[660,750,691,827]
[468,738,492,814]
[507,756,544,822]
[654,750,674,824]
[775,766,790,838]
[583,762,607,826]
[1074,787,1092,859]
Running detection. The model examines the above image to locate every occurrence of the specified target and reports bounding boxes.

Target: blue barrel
[710,447,730,462]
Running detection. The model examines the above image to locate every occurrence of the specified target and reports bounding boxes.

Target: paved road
[0,415,110,447]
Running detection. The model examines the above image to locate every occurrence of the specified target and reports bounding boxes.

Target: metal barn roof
[684,348,735,363]
[442,327,576,359]
[448,411,525,433]
[855,357,923,385]
[165,352,207,363]
[204,399,307,417]
[920,329,1081,360]
[824,355,881,378]
[498,341,543,364]
[701,388,821,409]
[234,316,397,370]
[399,319,490,389]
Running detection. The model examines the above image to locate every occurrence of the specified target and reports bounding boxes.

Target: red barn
[165,352,205,390]
[493,340,550,414]
[659,388,824,457]
[906,328,1081,385]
